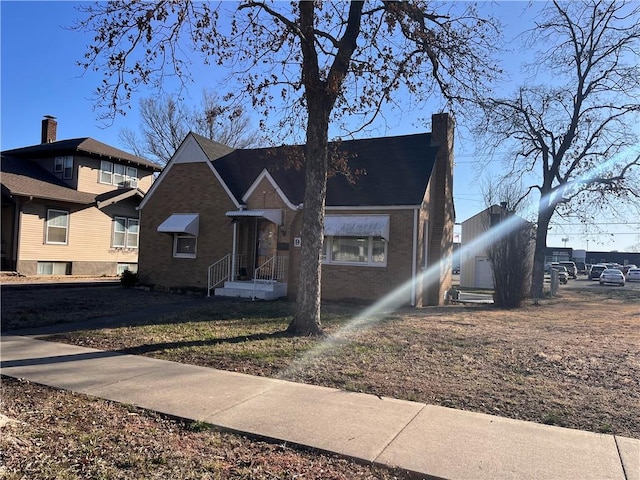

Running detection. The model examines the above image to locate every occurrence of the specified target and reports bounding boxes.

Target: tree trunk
[531,206,553,299]
[287,101,330,336]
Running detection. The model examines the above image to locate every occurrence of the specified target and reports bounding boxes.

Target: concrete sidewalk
[1,334,638,480]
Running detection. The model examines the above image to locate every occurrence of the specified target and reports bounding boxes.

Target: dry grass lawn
[1,281,639,478]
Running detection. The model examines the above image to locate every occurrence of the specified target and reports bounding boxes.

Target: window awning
[157,214,199,236]
[324,215,390,241]
[225,209,282,225]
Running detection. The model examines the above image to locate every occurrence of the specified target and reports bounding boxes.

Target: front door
[256,219,277,269]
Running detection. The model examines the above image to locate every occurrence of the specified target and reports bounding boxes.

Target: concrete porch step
[214,281,287,300]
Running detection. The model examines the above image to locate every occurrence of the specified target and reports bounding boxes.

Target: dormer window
[100,160,138,187]
[54,156,73,179]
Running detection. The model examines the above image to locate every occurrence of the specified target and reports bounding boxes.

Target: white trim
[138,133,241,210]
[411,208,418,306]
[173,234,197,258]
[45,208,69,245]
[322,235,388,267]
[242,169,298,211]
[325,205,421,211]
[113,216,140,249]
[113,216,127,248]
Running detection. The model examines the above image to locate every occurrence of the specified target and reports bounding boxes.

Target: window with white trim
[174,234,197,258]
[100,160,138,187]
[113,164,125,186]
[54,156,73,179]
[322,236,387,267]
[113,217,139,248]
[126,166,138,187]
[37,261,71,275]
[45,209,69,244]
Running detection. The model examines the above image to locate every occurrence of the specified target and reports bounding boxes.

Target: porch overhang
[96,188,142,209]
[324,215,390,241]
[225,209,282,225]
[157,213,199,235]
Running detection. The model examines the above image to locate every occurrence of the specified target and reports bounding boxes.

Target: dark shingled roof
[200,133,438,207]
[3,138,161,171]
[1,154,96,204]
[191,133,236,161]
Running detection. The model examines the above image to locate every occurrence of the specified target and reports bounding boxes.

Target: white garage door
[474,257,494,289]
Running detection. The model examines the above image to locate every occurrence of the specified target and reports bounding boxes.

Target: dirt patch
[0,377,405,479]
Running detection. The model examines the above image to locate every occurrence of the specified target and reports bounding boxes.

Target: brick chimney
[426,112,455,306]
[41,115,57,144]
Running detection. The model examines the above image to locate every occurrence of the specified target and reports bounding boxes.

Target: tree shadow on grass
[116,330,296,356]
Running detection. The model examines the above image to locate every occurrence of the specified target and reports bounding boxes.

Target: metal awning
[324,215,390,241]
[225,209,282,225]
[157,213,199,235]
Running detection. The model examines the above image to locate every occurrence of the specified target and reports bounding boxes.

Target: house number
[294,237,302,247]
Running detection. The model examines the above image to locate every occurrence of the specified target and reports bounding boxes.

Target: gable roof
[203,133,438,207]
[190,133,236,161]
[1,154,141,207]
[1,154,95,204]
[3,138,161,171]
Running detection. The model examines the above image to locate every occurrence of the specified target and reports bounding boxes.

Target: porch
[207,253,288,300]
[214,279,288,301]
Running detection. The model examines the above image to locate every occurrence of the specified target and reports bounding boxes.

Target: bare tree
[476,0,640,299]
[119,90,257,165]
[76,1,502,335]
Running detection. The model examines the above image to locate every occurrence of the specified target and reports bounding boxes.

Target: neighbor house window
[45,209,69,244]
[54,156,73,179]
[117,263,138,275]
[37,261,71,275]
[100,161,138,187]
[113,164,125,186]
[126,167,138,187]
[113,217,139,248]
[174,234,197,258]
[100,160,113,184]
[322,236,387,267]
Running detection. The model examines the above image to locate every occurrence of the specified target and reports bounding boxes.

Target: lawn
[2,283,639,478]
[6,284,637,439]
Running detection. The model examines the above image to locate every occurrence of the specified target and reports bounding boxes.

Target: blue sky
[2,1,638,252]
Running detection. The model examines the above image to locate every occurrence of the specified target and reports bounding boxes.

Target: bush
[487,216,534,308]
[120,269,138,288]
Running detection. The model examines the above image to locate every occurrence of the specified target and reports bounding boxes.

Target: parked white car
[599,269,625,286]
[626,268,640,282]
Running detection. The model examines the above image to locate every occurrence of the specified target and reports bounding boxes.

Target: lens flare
[280,158,631,379]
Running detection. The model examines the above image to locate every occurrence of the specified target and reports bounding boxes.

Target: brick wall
[138,162,238,290]
[319,209,415,304]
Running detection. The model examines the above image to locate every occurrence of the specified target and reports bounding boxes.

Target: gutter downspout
[411,208,418,306]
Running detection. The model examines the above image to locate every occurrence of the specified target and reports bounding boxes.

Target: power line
[550,222,640,226]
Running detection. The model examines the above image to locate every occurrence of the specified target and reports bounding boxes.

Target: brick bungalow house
[137,113,454,306]
[1,116,161,275]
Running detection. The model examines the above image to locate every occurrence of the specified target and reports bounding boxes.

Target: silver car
[626,268,640,282]
[599,269,625,286]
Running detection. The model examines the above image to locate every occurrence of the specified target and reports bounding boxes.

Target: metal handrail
[253,255,288,299]
[208,254,230,297]
[207,254,246,297]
